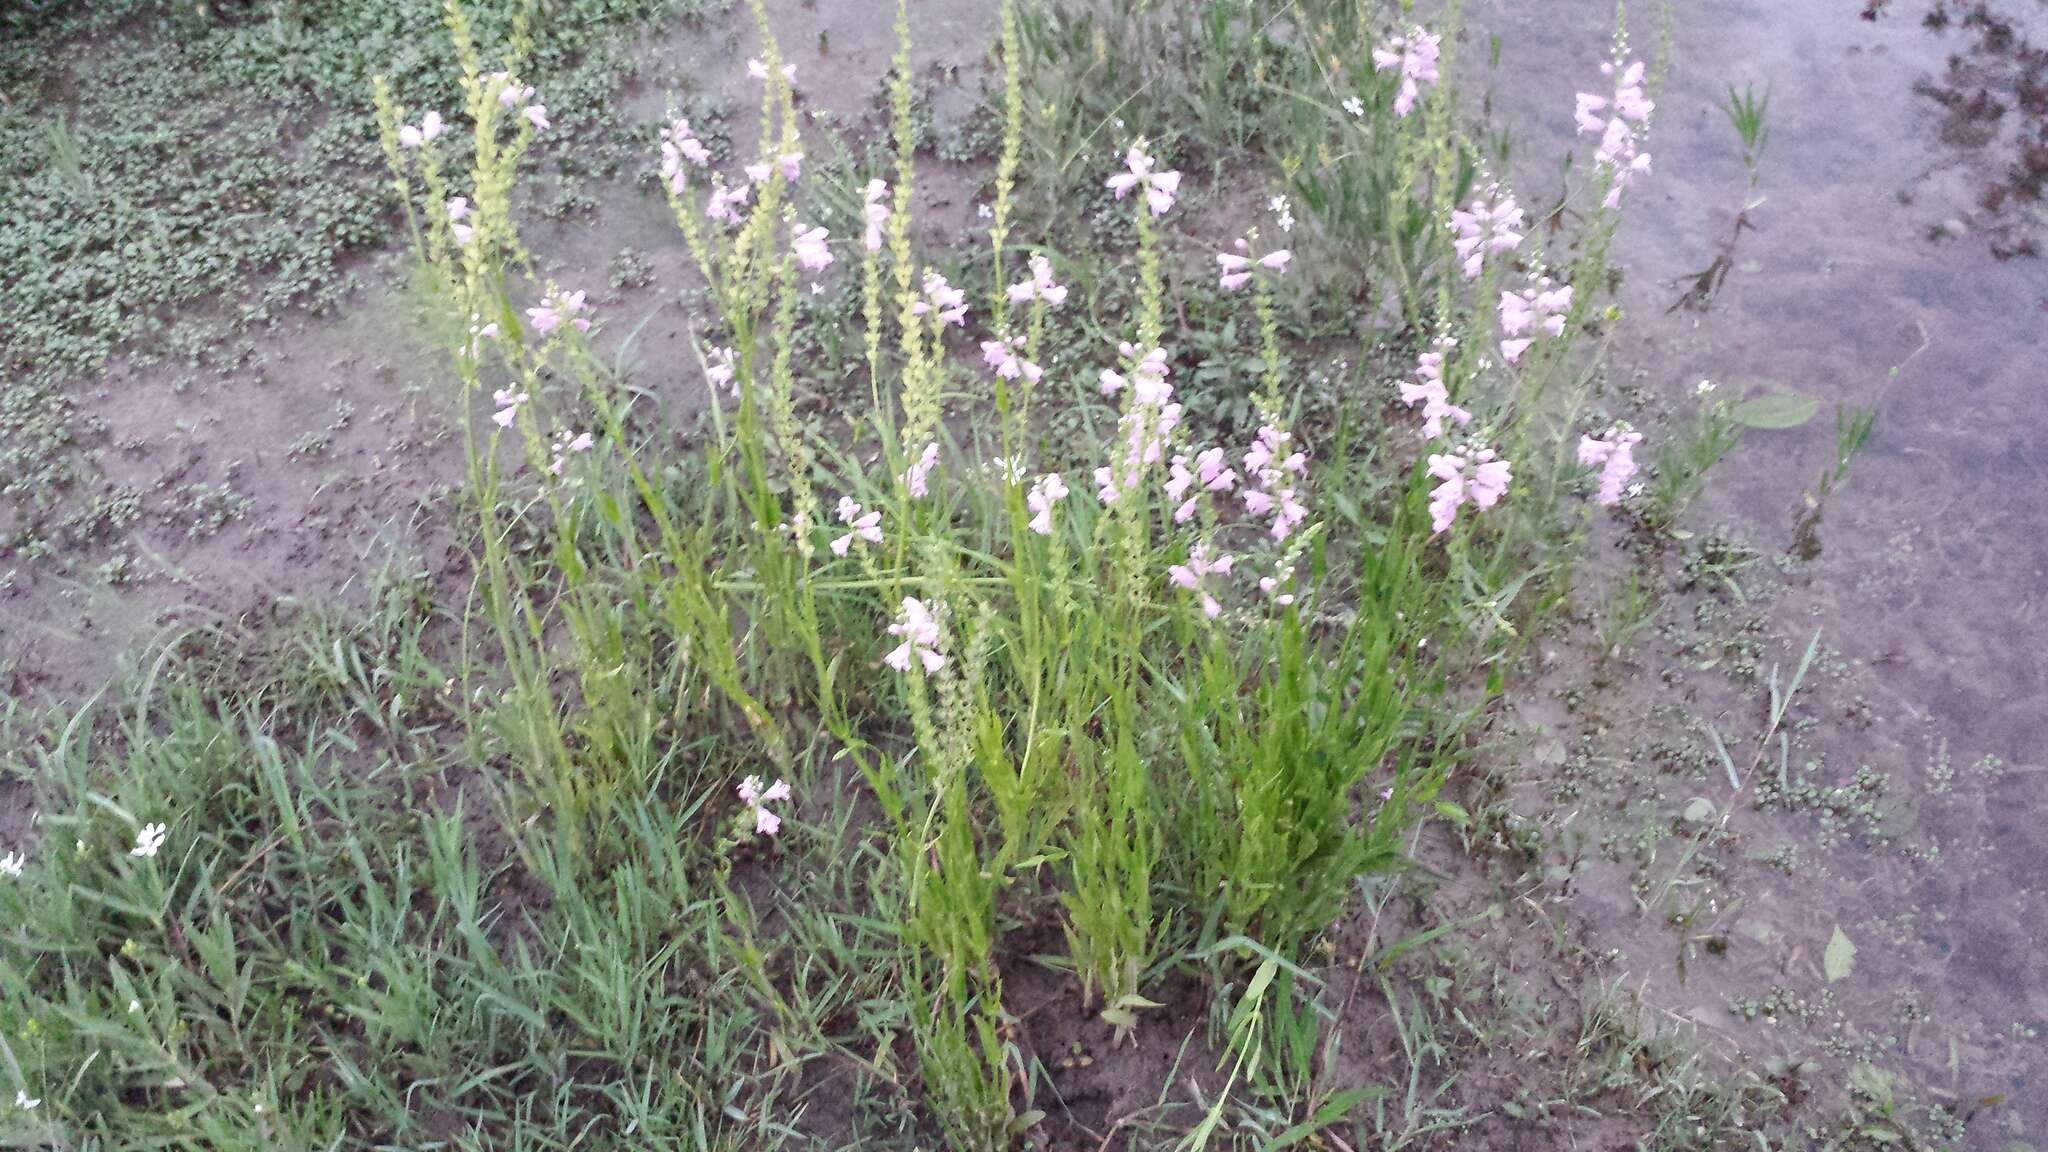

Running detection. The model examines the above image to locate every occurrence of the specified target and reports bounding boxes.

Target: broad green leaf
[1825,925,1857,982]
[1731,393,1819,430]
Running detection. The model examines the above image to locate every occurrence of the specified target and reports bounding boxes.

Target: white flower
[1342,95,1365,117]
[0,851,21,878]
[131,823,167,859]
[14,1090,38,1111]
[1269,193,1295,232]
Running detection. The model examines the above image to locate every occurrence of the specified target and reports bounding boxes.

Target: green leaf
[1825,925,1857,982]
[1731,393,1818,430]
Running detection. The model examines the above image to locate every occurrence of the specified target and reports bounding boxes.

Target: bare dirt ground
[1473,0,2048,1138]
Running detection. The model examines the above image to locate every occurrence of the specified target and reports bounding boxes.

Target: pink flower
[493,75,535,110]
[900,441,940,498]
[1098,343,1168,399]
[884,597,946,674]
[792,226,833,271]
[1167,541,1233,618]
[523,104,550,132]
[1216,237,1293,291]
[1006,254,1068,307]
[526,288,590,338]
[911,271,969,327]
[1578,57,1655,206]
[705,178,750,224]
[737,775,792,837]
[465,316,499,358]
[705,345,738,395]
[1217,252,1252,291]
[548,429,595,476]
[1448,182,1526,279]
[1094,344,1181,504]
[1259,563,1299,607]
[1026,472,1068,535]
[1204,466,1237,496]
[1499,277,1573,362]
[1239,425,1310,539]
[1426,447,1513,534]
[1105,142,1182,215]
[1373,27,1442,117]
[830,496,884,555]
[491,389,527,428]
[398,110,446,149]
[1397,340,1473,440]
[1577,425,1643,505]
[980,337,1043,383]
[863,179,891,250]
[661,119,712,190]
[746,58,796,83]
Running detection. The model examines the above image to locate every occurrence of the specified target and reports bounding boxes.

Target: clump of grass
[1721,80,1772,188]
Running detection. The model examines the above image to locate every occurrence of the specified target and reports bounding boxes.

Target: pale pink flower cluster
[884,597,947,674]
[1577,425,1643,505]
[980,336,1043,383]
[446,196,474,246]
[737,775,791,836]
[465,313,500,359]
[1426,447,1513,533]
[1576,58,1654,207]
[746,58,797,84]
[1006,254,1068,307]
[1241,426,1309,540]
[704,177,751,224]
[1499,277,1572,364]
[1258,562,1299,607]
[744,151,804,184]
[706,345,738,395]
[1094,344,1181,505]
[1026,473,1069,535]
[661,118,712,192]
[912,271,970,327]
[792,225,833,271]
[1168,541,1234,619]
[1097,343,1168,400]
[527,287,591,337]
[1216,237,1292,291]
[1448,183,1525,279]
[900,441,940,498]
[863,179,891,250]
[1164,446,1237,524]
[491,388,528,429]
[1398,338,1472,441]
[490,74,548,132]
[831,497,883,555]
[398,110,446,149]
[1105,143,1182,216]
[1372,27,1442,117]
[548,429,594,476]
